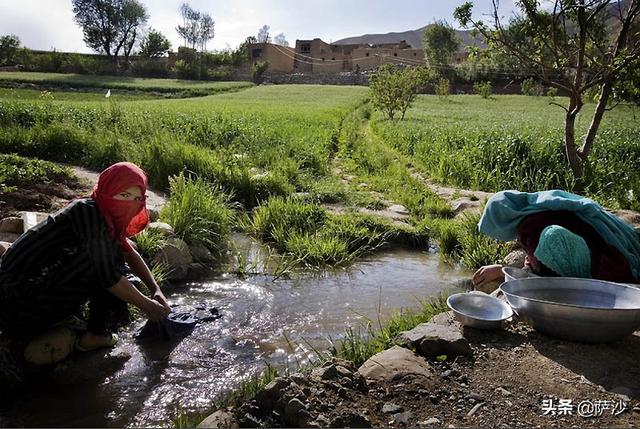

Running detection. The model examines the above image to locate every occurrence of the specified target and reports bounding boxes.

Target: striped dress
[0,199,126,337]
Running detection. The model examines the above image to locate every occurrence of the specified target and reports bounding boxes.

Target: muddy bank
[220,311,640,428]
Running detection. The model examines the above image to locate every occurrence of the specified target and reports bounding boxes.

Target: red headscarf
[91,162,149,252]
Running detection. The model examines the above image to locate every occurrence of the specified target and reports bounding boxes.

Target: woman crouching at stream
[472,190,640,289]
[0,162,171,365]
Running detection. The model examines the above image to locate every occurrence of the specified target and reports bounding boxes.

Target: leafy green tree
[455,0,640,185]
[369,64,422,121]
[423,21,460,75]
[0,34,20,66]
[139,29,171,57]
[71,0,148,65]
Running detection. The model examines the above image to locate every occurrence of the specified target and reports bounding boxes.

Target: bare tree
[176,3,215,51]
[176,2,200,49]
[199,13,215,51]
[257,25,271,43]
[455,0,640,186]
[273,33,289,46]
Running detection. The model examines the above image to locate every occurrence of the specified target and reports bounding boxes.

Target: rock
[284,398,307,425]
[452,201,475,215]
[396,322,473,357]
[261,377,289,399]
[0,217,23,234]
[0,232,20,243]
[467,402,483,417]
[495,387,512,396]
[609,386,632,401]
[331,412,371,428]
[421,417,442,426]
[382,402,403,414]
[198,409,239,428]
[0,241,11,255]
[503,250,526,268]
[430,311,461,329]
[152,237,193,280]
[335,365,353,378]
[20,211,48,232]
[388,204,409,215]
[147,208,160,223]
[358,346,434,382]
[394,411,414,425]
[312,364,339,380]
[147,222,175,237]
[314,414,331,427]
[190,242,216,263]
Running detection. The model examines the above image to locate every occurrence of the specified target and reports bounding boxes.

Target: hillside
[333,25,485,50]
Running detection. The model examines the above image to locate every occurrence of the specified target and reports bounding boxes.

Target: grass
[0,71,253,97]
[0,87,163,101]
[159,173,234,257]
[248,197,430,267]
[371,95,640,210]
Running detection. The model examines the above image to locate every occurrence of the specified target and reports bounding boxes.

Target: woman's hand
[141,297,170,322]
[152,290,171,314]
[472,264,504,288]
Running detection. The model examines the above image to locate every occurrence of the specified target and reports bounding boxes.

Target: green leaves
[454,2,474,27]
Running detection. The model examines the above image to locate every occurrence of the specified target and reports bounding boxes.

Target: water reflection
[2,247,471,427]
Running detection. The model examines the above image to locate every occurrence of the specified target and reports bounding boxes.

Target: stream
[2,236,472,427]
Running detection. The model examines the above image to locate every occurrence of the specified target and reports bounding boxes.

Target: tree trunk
[579,82,613,160]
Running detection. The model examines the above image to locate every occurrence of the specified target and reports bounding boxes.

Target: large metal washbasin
[500,277,640,343]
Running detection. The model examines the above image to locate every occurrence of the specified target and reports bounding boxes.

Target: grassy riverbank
[1,83,638,267]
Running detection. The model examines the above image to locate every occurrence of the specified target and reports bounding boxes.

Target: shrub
[473,81,492,99]
[435,78,450,100]
[252,61,269,84]
[369,64,420,120]
[521,78,544,96]
[131,59,171,78]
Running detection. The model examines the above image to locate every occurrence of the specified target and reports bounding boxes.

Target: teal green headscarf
[534,225,592,278]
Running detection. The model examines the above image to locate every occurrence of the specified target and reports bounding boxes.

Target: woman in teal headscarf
[472,190,640,288]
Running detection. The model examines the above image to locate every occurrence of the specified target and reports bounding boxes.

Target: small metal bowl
[447,292,514,329]
[502,266,539,282]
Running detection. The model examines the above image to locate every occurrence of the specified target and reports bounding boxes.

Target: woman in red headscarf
[0,162,171,364]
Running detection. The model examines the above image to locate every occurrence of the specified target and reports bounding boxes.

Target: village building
[249,37,466,74]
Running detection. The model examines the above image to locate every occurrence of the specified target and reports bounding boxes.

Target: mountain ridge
[333,25,484,50]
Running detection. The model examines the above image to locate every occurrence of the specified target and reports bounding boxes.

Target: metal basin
[447,292,513,329]
[502,266,538,282]
[500,277,640,343]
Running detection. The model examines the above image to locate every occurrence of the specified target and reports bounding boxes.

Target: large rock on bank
[358,346,434,382]
[396,321,473,357]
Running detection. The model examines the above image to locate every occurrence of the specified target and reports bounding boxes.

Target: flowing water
[2,236,472,427]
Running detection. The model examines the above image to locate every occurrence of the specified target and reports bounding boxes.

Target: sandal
[75,332,119,352]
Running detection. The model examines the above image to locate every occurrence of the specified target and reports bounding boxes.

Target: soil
[235,317,640,428]
[0,165,168,220]
[0,181,90,220]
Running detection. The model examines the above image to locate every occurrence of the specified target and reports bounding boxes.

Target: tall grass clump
[160,173,233,257]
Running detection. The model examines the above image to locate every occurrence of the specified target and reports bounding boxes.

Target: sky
[0,0,517,53]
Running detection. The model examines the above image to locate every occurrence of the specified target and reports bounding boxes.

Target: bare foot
[76,332,118,351]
